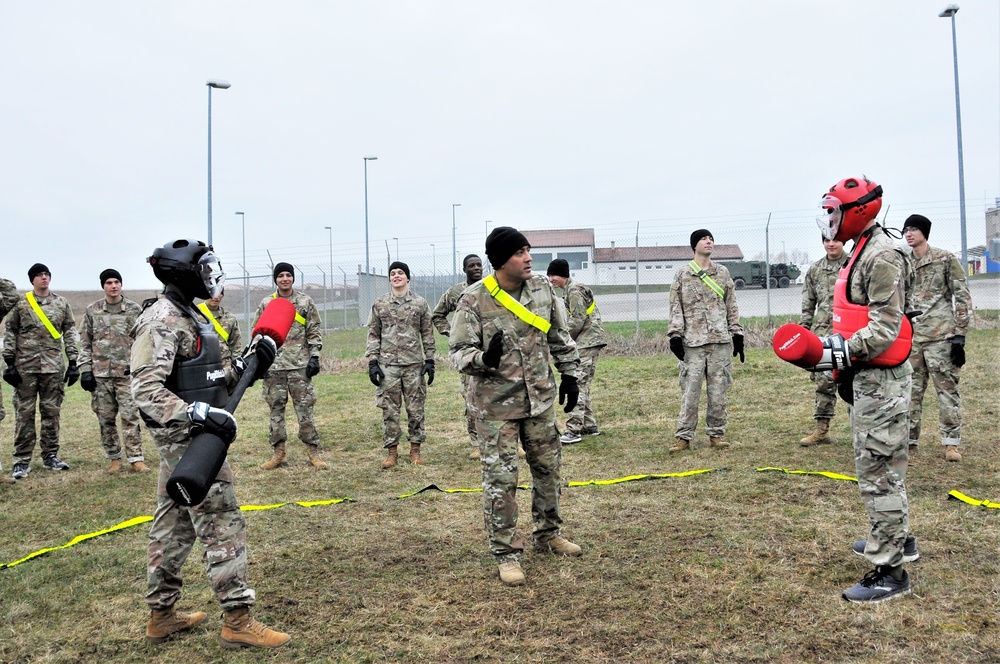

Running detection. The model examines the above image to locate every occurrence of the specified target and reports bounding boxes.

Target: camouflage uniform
[130,294,254,612]
[906,246,972,449]
[367,291,435,448]
[79,297,145,463]
[3,291,79,465]
[667,261,743,441]
[845,226,914,567]
[801,253,849,420]
[198,302,243,368]
[449,275,581,562]
[560,278,608,435]
[433,281,478,446]
[0,278,16,479]
[252,291,322,451]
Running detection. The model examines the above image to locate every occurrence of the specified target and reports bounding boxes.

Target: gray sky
[2,1,999,290]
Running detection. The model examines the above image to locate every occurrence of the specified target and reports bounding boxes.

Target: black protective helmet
[148,239,225,300]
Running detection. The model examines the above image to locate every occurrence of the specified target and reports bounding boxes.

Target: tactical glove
[950,336,966,368]
[368,359,385,387]
[422,359,435,386]
[3,366,21,388]
[81,371,97,392]
[559,374,579,413]
[64,360,80,387]
[835,368,855,406]
[234,336,277,383]
[669,336,685,362]
[186,401,238,445]
[306,356,321,379]
[732,334,745,363]
[482,331,505,369]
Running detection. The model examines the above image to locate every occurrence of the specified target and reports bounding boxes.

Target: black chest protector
[165,306,228,409]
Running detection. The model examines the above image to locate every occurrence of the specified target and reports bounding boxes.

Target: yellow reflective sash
[688,260,725,298]
[948,489,1000,509]
[273,293,307,325]
[196,303,230,342]
[25,292,62,340]
[482,275,551,333]
[585,300,596,315]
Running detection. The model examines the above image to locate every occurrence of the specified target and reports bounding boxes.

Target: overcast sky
[2,1,999,290]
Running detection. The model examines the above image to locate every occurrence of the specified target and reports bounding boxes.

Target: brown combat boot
[219,607,290,650]
[107,459,123,474]
[468,446,481,460]
[945,447,962,463]
[498,561,526,586]
[709,437,731,450]
[669,438,690,453]
[146,606,208,644]
[409,444,426,465]
[306,445,328,469]
[517,445,527,458]
[260,443,286,470]
[131,460,150,473]
[381,446,398,469]
[800,418,834,447]
[535,535,583,556]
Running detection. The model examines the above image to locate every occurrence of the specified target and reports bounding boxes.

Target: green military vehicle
[719,261,801,289]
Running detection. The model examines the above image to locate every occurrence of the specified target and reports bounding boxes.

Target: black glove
[234,336,277,383]
[3,366,21,388]
[186,401,238,445]
[422,359,435,386]
[306,356,321,379]
[64,360,80,387]
[669,337,685,362]
[559,374,579,413]
[482,331,505,369]
[950,336,966,368]
[835,368,855,406]
[81,371,97,392]
[732,334,745,364]
[815,334,851,371]
[368,359,384,387]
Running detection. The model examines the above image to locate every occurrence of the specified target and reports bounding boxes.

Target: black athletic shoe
[43,456,70,471]
[842,566,911,604]
[12,462,29,480]
[851,535,919,562]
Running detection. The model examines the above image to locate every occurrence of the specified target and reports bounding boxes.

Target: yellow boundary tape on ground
[947,490,1000,509]
[755,466,858,482]
[0,498,353,571]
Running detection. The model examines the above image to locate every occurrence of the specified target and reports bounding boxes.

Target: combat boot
[535,535,582,556]
[800,418,834,446]
[130,460,150,473]
[498,561,526,586]
[517,445,526,458]
[409,444,426,465]
[146,606,208,644]
[0,472,14,485]
[381,446,398,469]
[709,437,731,450]
[945,447,962,463]
[260,443,286,470]
[669,438,690,453]
[219,607,290,650]
[468,446,481,461]
[107,459,123,474]
[306,445,328,469]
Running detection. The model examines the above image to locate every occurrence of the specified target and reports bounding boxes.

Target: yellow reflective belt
[948,489,1000,509]
[25,292,62,340]
[482,275,551,333]
[755,466,858,482]
[585,300,596,315]
[688,260,725,298]
[196,303,230,342]
[273,293,307,325]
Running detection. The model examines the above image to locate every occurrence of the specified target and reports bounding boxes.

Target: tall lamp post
[337,266,347,328]
[392,237,399,261]
[363,156,378,314]
[451,203,461,277]
[235,211,248,331]
[939,4,968,274]
[430,243,436,294]
[206,79,231,246]
[324,225,334,330]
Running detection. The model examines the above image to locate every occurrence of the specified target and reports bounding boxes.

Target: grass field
[1,324,999,662]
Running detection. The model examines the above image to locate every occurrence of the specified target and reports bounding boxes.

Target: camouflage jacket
[562,278,607,349]
[366,290,435,366]
[199,303,243,366]
[908,245,972,344]
[667,261,743,346]
[79,297,142,377]
[449,275,581,420]
[131,294,237,445]
[432,281,471,336]
[0,278,18,320]
[252,290,322,372]
[2,292,79,374]
[800,253,849,335]
[845,226,915,361]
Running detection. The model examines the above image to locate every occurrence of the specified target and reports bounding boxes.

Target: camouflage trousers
[908,339,962,443]
[146,432,255,611]
[12,372,65,464]
[811,370,838,420]
[91,376,144,462]
[263,369,320,448]
[675,343,733,441]
[460,373,477,446]
[478,405,563,562]
[376,364,426,448]
[565,347,601,435]
[852,364,912,567]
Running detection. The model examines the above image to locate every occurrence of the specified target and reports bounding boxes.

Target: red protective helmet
[816,176,883,242]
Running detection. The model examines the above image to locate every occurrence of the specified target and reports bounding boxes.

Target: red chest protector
[832,232,912,367]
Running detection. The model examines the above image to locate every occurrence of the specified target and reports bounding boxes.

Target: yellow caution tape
[947,490,1000,509]
[755,467,858,483]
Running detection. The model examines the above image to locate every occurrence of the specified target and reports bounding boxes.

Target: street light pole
[363,156,378,316]
[451,203,461,277]
[337,267,347,328]
[325,226,334,329]
[939,4,968,274]
[235,211,248,332]
[430,243,436,294]
[392,237,399,261]
[206,79,231,246]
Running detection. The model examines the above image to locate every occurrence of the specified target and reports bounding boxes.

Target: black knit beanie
[902,214,931,240]
[690,229,713,251]
[388,261,410,280]
[28,263,50,282]
[485,227,530,270]
[273,262,295,283]
[99,268,122,286]
[546,258,570,278]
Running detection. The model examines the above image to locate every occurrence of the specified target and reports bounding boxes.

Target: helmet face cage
[818,178,882,242]
[197,253,225,299]
[816,195,843,241]
[148,239,224,300]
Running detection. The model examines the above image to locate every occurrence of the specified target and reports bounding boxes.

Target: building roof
[594,244,744,263]
[521,228,595,248]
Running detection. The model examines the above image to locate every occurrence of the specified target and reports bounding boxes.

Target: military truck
[719,261,801,289]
